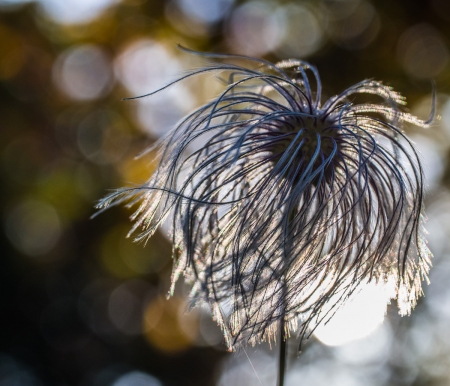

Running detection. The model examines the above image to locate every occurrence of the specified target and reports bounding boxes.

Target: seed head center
[272,115,341,171]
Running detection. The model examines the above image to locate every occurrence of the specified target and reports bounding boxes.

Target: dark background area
[1,0,450,385]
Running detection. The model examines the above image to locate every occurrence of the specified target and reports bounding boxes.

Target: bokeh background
[1,0,450,385]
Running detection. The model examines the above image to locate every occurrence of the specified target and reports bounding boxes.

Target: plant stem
[277,317,287,386]
[277,277,288,386]
[277,208,295,386]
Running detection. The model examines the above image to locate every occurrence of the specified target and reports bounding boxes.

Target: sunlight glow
[38,0,119,24]
[314,281,392,346]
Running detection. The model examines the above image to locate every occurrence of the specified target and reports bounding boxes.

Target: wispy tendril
[97,50,434,351]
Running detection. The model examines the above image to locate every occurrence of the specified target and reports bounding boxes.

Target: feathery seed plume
[97,50,434,351]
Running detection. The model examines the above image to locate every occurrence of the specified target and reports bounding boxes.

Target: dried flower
[97,51,434,351]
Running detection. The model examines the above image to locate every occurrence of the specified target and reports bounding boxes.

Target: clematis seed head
[97,50,435,351]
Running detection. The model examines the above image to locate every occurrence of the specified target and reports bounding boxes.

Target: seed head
[97,51,434,350]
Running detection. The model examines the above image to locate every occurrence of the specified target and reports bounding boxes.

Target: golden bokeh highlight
[118,151,157,185]
[143,296,199,353]
[0,23,25,80]
[37,164,88,221]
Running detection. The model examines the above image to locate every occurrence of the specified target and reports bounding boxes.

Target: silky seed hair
[97,50,434,351]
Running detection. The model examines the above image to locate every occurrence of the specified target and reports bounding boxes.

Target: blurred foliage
[1,0,450,385]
